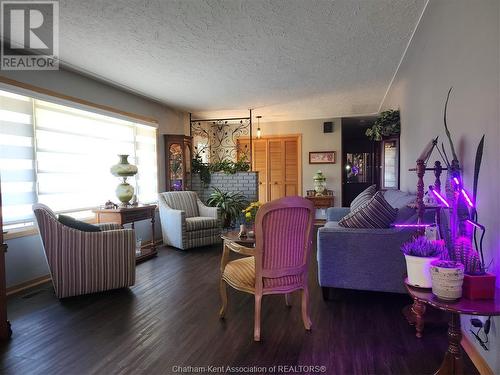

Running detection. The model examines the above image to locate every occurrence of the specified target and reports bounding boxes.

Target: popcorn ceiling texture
[58,0,426,120]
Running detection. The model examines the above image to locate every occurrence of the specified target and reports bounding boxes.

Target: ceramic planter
[404,255,439,288]
[462,273,496,300]
[430,260,464,301]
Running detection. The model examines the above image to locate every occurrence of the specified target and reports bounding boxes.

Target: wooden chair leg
[301,288,312,330]
[285,293,291,307]
[254,294,262,341]
[219,279,228,319]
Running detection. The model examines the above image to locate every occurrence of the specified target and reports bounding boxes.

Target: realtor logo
[1,1,59,70]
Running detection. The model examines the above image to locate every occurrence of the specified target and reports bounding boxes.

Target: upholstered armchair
[219,196,315,341]
[32,204,136,299]
[158,191,221,250]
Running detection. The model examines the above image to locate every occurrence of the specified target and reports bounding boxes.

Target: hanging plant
[365,109,401,141]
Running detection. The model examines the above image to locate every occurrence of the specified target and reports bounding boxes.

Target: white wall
[1,68,188,288]
[259,118,342,206]
[381,0,500,371]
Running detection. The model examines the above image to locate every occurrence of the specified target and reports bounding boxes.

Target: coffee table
[404,278,500,374]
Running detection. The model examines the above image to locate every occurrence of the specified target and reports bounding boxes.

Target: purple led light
[453,177,460,186]
[393,223,432,228]
[465,219,483,230]
[461,188,474,207]
[429,186,450,207]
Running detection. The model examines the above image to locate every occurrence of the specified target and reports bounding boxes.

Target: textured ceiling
[59,0,427,120]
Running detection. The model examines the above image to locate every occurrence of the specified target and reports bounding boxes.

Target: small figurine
[104,200,119,209]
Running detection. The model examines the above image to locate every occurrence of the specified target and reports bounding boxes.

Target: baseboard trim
[7,275,52,296]
[461,330,494,375]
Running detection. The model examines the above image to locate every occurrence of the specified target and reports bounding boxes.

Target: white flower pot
[430,261,464,301]
[404,255,439,288]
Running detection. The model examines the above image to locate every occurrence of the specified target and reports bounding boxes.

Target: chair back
[254,196,315,291]
[159,191,199,217]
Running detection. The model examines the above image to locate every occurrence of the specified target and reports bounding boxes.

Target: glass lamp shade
[110,154,138,177]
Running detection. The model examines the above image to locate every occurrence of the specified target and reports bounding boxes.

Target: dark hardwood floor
[1,241,478,375]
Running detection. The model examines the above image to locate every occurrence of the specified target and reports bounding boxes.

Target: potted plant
[430,259,465,301]
[207,187,247,228]
[365,109,401,141]
[401,236,447,288]
[453,236,496,300]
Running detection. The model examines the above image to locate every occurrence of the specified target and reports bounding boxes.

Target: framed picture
[309,151,336,164]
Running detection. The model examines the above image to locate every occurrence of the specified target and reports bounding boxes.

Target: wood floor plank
[0,241,478,375]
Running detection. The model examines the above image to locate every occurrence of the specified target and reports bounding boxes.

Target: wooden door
[268,139,285,201]
[284,138,299,196]
[252,139,268,203]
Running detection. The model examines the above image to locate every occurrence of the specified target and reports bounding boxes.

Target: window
[0,88,158,229]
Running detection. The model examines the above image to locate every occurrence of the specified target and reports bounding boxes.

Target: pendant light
[256,115,262,139]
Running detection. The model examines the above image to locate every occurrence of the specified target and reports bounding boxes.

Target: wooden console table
[93,204,157,263]
[404,278,500,375]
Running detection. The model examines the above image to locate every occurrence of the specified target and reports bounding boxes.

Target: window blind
[34,99,158,214]
[0,86,158,228]
[0,90,36,227]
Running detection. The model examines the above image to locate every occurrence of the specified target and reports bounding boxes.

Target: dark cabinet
[164,134,193,191]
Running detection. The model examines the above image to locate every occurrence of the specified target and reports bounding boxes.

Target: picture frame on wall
[309,151,336,164]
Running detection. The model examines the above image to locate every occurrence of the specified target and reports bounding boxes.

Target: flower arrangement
[401,236,448,258]
[242,202,261,224]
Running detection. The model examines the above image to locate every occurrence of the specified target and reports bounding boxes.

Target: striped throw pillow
[350,184,377,212]
[339,191,398,228]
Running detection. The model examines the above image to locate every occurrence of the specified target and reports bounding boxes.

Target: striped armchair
[32,204,136,299]
[158,191,222,250]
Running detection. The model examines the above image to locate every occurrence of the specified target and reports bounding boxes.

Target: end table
[404,278,500,374]
[93,204,157,263]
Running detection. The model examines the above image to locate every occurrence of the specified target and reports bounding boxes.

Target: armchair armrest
[158,197,186,249]
[197,199,220,219]
[326,207,351,221]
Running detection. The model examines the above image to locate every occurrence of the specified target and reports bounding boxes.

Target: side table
[305,195,334,225]
[93,204,157,263]
[404,278,500,375]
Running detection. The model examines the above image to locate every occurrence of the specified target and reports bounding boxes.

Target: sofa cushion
[339,191,398,228]
[185,217,219,231]
[58,215,101,232]
[350,184,377,212]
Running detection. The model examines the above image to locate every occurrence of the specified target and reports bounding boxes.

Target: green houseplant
[207,187,248,228]
[365,109,401,141]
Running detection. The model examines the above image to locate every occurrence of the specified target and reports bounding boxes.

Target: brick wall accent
[192,172,259,204]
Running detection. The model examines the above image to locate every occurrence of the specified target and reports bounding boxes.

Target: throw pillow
[350,184,377,212]
[339,191,398,228]
[58,214,101,232]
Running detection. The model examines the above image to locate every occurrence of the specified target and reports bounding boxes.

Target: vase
[238,224,247,238]
[430,260,464,301]
[404,255,439,288]
[110,154,138,177]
